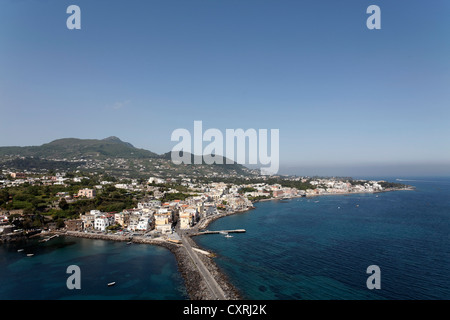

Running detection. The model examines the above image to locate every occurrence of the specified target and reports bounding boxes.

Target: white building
[148,177,165,184]
[94,216,110,231]
[136,217,152,231]
[128,215,139,231]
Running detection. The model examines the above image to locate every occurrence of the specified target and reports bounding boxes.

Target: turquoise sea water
[196,177,450,300]
[0,237,187,300]
[1,177,449,300]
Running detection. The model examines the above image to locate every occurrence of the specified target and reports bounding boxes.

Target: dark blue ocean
[0,177,449,300]
[196,177,450,300]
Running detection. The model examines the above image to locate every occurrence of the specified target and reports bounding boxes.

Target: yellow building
[77,188,96,199]
[154,209,172,233]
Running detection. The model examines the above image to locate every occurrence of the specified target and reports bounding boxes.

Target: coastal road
[180,232,227,300]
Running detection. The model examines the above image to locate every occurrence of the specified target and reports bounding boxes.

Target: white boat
[107,282,116,287]
[27,254,34,257]
[17,249,24,252]
[224,234,233,238]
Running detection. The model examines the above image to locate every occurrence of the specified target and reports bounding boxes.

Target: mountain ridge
[0,137,255,178]
[0,137,158,159]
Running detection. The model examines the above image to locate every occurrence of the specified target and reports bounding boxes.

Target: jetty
[39,234,59,243]
[193,229,246,236]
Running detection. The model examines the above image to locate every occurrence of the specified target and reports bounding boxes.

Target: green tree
[22,218,33,230]
[32,217,43,228]
[0,190,9,207]
[106,223,121,231]
[59,198,69,210]
[27,185,41,197]
[56,218,66,229]
[23,207,36,215]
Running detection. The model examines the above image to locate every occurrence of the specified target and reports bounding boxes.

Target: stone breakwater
[61,231,241,300]
[181,233,242,300]
[0,230,41,243]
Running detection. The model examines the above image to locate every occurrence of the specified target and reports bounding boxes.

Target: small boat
[27,254,34,257]
[127,242,132,245]
[17,249,24,252]
[225,234,233,238]
[107,282,116,287]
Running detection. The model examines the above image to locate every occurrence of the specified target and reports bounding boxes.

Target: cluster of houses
[1,168,393,240]
[307,179,384,195]
[0,170,141,191]
[63,181,305,235]
[0,171,67,188]
[65,188,255,234]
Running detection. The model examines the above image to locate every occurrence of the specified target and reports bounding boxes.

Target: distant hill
[0,137,256,178]
[0,137,158,160]
[160,151,252,176]
[160,151,237,165]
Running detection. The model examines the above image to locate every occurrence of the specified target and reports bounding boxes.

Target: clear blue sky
[0,0,449,177]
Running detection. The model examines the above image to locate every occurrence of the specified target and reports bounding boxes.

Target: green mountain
[0,137,158,160]
[0,137,256,178]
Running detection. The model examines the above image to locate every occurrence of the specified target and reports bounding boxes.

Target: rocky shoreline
[177,234,242,300]
[57,229,242,300]
[0,229,41,243]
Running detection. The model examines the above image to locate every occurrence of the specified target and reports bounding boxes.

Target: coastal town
[0,167,412,300]
[0,169,409,239]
